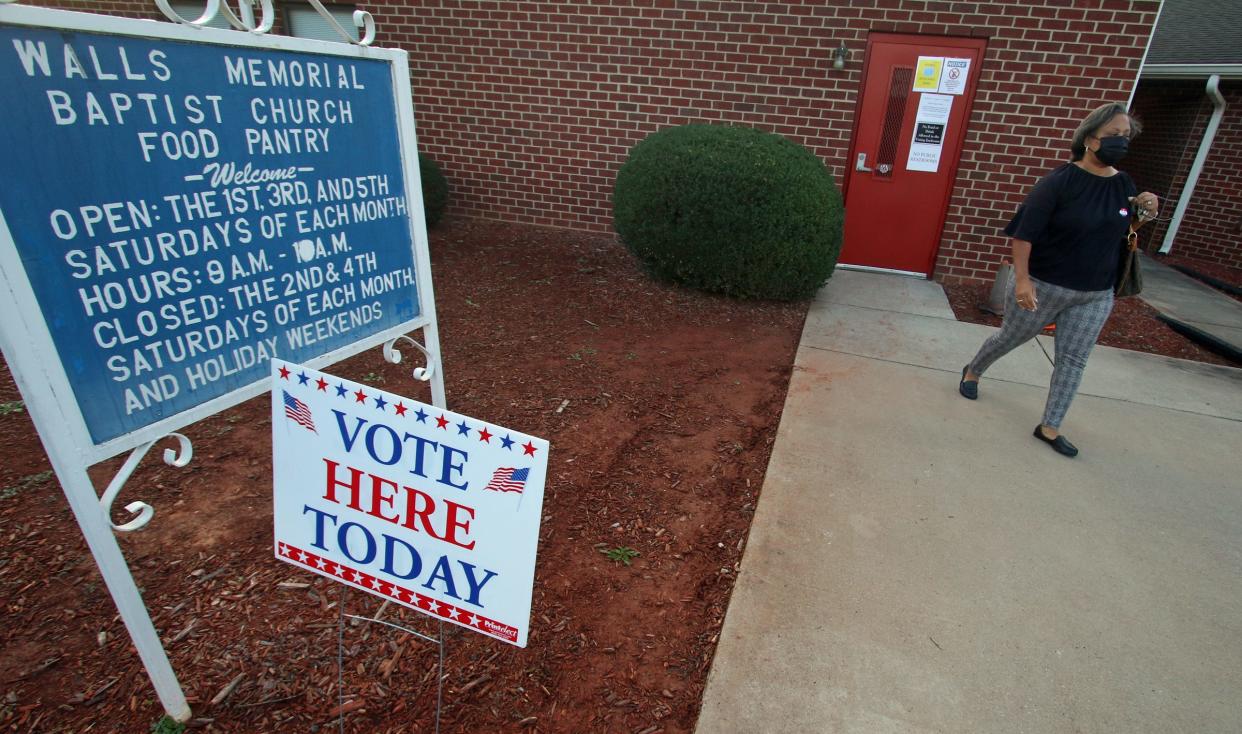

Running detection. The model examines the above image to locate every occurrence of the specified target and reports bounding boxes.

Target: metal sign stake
[329,349,447,733]
[337,583,447,733]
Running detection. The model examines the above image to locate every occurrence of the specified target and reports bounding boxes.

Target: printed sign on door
[937,58,971,95]
[913,56,944,91]
[906,93,953,173]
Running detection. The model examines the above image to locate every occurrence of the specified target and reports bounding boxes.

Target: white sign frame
[0,3,444,722]
[0,3,444,466]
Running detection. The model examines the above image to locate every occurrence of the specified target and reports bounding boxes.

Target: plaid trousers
[968,275,1113,429]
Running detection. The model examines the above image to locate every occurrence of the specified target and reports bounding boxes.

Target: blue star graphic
[500,434,515,450]
[414,408,429,423]
[335,383,348,397]
[456,420,471,436]
[374,395,388,411]
[297,371,310,385]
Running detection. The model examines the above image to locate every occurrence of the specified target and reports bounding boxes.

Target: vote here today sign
[271,360,548,646]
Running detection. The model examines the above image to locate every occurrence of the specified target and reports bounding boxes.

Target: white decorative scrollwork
[155,0,218,27]
[305,0,375,46]
[351,8,376,46]
[100,433,193,532]
[383,335,436,382]
[153,0,372,45]
[224,0,274,34]
[155,0,275,35]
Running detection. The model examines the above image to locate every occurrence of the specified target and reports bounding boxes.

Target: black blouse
[1004,163,1137,292]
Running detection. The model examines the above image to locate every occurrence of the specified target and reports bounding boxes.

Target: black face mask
[1092,136,1129,166]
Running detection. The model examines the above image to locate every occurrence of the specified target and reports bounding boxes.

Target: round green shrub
[613,124,843,301]
[419,152,448,228]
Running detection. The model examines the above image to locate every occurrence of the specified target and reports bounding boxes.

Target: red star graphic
[394,402,408,416]
[316,377,329,391]
[478,427,493,443]
[435,414,450,429]
[278,366,291,380]
[523,441,537,457]
[354,389,368,403]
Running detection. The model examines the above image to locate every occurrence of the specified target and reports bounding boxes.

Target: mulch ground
[0,218,806,733]
[3,220,1235,733]
[941,276,1238,368]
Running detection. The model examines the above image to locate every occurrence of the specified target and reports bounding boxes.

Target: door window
[875,68,914,179]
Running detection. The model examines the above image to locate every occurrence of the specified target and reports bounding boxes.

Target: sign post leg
[422,322,447,410]
[55,463,191,722]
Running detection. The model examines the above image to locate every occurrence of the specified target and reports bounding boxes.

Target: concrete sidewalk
[1139,253,1242,358]
[697,270,1242,733]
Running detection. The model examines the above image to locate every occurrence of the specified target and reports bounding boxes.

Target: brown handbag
[1115,225,1142,298]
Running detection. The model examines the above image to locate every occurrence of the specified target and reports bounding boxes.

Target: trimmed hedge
[419,152,448,228]
[613,124,843,301]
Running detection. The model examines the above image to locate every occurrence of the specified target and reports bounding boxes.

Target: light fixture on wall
[833,42,849,70]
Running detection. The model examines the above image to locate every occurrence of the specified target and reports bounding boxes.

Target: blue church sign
[0,22,426,445]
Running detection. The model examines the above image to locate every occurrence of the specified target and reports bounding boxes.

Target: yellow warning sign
[913,56,944,91]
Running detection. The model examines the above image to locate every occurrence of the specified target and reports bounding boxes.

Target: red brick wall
[1127,81,1212,253]
[10,0,1162,283]
[923,0,1159,282]
[372,0,1159,284]
[1170,82,1242,267]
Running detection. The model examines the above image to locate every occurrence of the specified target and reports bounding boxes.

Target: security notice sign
[937,57,971,95]
[906,93,953,173]
[0,10,435,458]
[271,359,548,647]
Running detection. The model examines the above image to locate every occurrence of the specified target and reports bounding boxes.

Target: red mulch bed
[0,218,807,733]
[941,279,1236,367]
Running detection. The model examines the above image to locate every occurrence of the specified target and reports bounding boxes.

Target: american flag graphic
[484,467,529,494]
[283,391,317,433]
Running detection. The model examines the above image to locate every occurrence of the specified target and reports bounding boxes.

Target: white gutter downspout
[1160,75,1227,253]
[1127,0,1162,108]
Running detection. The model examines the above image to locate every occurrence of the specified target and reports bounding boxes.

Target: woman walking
[959,103,1159,457]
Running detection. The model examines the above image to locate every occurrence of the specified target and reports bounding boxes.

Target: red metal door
[840,34,986,276]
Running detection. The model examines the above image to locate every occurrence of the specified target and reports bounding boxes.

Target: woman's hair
[1070,102,1142,161]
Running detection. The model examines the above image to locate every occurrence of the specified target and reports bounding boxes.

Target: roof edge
[1142,63,1242,80]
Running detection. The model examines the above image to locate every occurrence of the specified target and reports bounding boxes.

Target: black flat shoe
[959,366,978,400]
[1034,425,1078,457]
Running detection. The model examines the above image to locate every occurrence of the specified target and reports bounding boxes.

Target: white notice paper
[937,57,971,95]
[906,93,953,173]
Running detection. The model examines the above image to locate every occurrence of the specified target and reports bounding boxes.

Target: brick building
[20,0,1232,284]
[1126,0,1241,270]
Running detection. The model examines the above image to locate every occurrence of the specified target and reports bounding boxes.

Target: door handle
[855,153,873,173]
